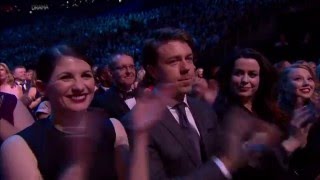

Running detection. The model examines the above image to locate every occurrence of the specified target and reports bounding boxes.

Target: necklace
[51,115,88,136]
[54,124,87,136]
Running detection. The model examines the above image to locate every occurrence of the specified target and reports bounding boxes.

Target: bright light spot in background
[119,0,122,3]
[29,10,32,14]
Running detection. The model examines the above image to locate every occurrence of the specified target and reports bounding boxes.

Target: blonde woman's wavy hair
[0,62,15,86]
[278,64,319,117]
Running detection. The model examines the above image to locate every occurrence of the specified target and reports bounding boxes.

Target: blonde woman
[0,63,23,99]
[278,64,320,179]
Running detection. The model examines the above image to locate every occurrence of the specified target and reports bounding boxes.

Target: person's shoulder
[0,91,16,98]
[109,118,129,147]
[1,134,39,177]
[1,90,17,100]
[18,118,50,137]
[0,91,18,107]
[101,117,124,131]
[1,135,30,153]
[109,118,125,134]
[109,117,122,127]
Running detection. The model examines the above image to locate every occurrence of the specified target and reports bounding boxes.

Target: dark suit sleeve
[148,139,228,180]
[90,94,102,108]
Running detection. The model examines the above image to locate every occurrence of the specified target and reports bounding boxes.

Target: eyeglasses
[114,65,136,72]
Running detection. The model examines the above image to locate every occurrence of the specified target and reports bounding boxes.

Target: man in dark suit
[94,64,112,96]
[91,52,137,120]
[12,65,31,94]
[126,27,245,180]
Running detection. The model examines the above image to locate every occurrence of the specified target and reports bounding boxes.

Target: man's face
[13,67,26,81]
[111,55,136,89]
[100,66,112,86]
[150,40,195,96]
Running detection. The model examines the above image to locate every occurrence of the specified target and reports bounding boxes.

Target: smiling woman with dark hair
[1,45,130,180]
[215,48,281,124]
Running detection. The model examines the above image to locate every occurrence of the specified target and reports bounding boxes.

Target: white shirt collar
[99,85,109,91]
[167,95,189,109]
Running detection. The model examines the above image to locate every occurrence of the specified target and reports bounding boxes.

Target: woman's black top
[18,117,118,180]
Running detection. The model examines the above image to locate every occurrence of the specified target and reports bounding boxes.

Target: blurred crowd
[0,0,290,68]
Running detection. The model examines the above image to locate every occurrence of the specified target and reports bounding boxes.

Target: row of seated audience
[0,27,320,180]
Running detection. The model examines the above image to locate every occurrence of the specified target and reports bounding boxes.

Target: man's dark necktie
[16,81,27,94]
[174,102,202,164]
[22,83,27,94]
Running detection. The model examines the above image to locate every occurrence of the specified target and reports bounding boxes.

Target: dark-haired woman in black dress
[1,45,129,180]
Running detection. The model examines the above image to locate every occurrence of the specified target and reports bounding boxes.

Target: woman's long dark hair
[215,48,284,123]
